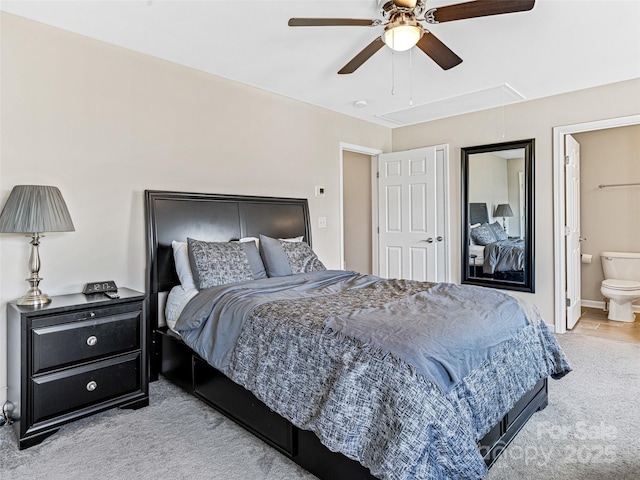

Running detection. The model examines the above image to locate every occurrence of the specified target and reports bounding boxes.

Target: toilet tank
[600,251,640,281]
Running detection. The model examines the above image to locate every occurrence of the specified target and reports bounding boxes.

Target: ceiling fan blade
[288,18,377,27]
[416,32,462,70]
[425,0,535,24]
[338,37,386,74]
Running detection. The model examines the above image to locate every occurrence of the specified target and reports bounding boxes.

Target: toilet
[600,251,640,322]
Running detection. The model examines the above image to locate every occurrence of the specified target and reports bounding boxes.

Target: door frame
[552,114,640,334]
[339,142,383,275]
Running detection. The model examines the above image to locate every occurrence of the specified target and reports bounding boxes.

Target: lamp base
[16,233,52,307]
[16,292,51,306]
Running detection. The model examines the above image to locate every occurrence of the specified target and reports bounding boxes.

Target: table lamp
[0,185,75,306]
[494,203,514,232]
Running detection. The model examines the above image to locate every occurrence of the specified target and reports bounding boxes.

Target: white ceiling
[2,0,640,128]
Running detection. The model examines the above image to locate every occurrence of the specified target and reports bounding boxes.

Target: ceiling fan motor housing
[379,0,426,19]
[378,0,426,52]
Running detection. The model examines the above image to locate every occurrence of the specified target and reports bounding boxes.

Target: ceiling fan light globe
[384,24,423,51]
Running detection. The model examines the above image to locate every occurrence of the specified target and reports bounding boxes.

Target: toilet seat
[602,279,640,291]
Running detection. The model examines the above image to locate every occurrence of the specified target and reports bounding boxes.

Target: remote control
[104,291,120,299]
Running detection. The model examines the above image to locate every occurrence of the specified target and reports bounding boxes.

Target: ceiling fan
[288,0,535,74]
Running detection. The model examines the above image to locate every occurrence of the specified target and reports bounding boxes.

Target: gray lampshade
[0,185,75,233]
[494,203,514,218]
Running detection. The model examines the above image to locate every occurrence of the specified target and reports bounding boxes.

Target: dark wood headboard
[469,203,489,225]
[144,190,311,333]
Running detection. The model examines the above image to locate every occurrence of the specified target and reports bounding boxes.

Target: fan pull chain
[409,48,414,106]
[391,50,395,96]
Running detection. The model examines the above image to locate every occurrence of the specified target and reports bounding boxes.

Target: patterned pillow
[187,238,254,289]
[281,241,327,275]
[469,223,497,246]
[488,221,508,241]
[259,234,326,277]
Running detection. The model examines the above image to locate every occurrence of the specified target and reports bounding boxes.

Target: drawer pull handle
[89,312,96,317]
[86,336,98,347]
[86,381,98,392]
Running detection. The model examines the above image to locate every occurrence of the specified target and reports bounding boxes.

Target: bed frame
[145,189,548,479]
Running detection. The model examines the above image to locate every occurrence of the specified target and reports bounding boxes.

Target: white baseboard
[581,299,606,310]
[582,299,640,313]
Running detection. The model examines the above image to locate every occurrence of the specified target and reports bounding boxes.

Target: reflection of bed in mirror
[468,203,524,282]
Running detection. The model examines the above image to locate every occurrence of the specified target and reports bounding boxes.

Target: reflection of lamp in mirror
[0,185,75,306]
[494,203,514,232]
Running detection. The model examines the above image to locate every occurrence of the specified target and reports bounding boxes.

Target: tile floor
[571,306,640,344]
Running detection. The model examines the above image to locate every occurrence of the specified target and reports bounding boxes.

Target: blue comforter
[176,271,570,480]
[483,238,525,273]
[324,282,529,391]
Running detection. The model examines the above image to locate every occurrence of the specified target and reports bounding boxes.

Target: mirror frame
[461,138,535,293]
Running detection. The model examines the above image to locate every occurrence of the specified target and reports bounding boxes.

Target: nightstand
[6,288,149,449]
[469,253,478,277]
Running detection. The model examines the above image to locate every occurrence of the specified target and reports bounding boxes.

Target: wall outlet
[318,217,327,228]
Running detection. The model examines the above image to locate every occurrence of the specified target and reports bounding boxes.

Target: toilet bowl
[601,279,640,322]
[600,252,640,322]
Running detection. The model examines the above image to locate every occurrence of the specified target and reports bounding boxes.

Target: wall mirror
[461,139,535,292]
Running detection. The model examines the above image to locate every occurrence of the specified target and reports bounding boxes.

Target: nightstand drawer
[32,311,141,374]
[31,352,141,424]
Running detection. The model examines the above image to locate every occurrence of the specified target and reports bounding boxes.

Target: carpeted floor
[0,377,316,480]
[0,333,638,479]
[486,333,640,479]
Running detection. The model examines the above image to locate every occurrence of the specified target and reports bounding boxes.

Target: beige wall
[574,125,640,304]
[392,77,640,324]
[506,158,525,238]
[468,152,509,223]
[468,153,524,236]
[0,13,391,403]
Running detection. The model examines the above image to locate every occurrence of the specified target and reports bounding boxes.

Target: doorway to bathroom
[553,114,640,334]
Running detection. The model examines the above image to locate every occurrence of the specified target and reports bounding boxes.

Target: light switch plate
[315,186,325,197]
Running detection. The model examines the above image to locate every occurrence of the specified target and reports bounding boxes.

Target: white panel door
[565,134,582,329]
[378,145,449,282]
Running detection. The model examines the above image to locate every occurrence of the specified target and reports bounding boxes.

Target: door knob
[423,238,434,243]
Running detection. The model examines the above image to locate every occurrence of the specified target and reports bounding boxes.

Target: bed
[468,203,525,282]
[145,190,570,480]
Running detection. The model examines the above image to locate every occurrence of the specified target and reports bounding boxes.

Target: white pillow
[165,285,198,331]
[280,236,304,242]
[171,240,197,290]
[240,236,303,246]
